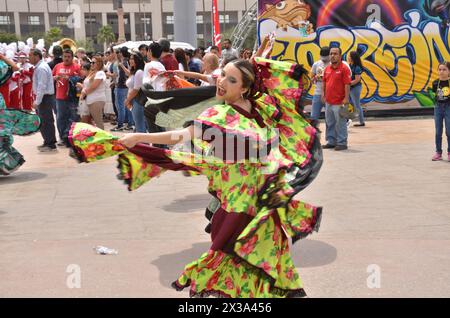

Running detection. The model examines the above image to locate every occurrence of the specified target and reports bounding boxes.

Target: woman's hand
[119,134,140,148]
[125,99,132,110]
[76,83,84,89]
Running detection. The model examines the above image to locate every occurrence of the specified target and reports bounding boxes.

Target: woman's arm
[119,126,195,148]
[119,62,131,76]
[351,74,361,86]
[125,89,139,109]
[0,53,19,72]
[175,70,209,82]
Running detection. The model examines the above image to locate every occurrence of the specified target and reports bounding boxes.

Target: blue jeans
[325,104,348,146]
[115,88,134,127]
[350,84,364,124]
[131,99,147,133]
[56,99,79,142]
[434,102,450,154]
[311,95,325,120]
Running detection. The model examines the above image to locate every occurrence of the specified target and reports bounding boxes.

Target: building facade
[0,0,257,50]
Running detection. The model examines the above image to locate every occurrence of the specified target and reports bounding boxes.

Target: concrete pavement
[1,117,449,298]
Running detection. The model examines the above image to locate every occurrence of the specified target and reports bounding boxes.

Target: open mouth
[217,86,226,97]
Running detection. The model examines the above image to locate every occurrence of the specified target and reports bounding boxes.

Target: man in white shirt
[221,39,239,61]
[29,49,57,152]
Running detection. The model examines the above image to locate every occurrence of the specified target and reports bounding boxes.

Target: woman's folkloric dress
[68,57,323,298]
[0,60,41,176]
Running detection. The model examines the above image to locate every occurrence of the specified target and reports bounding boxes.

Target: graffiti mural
[258,0,450,106]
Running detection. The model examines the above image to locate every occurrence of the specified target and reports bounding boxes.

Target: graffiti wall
[258,0,450,106]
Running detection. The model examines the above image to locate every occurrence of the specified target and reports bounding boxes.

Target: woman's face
[80,68,89,77]
[216,63,248,103]
[92,57,103,71]
[438,64,450,79]
[129,55,136,68]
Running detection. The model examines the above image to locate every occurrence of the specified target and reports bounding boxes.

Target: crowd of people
[1,37,256,154]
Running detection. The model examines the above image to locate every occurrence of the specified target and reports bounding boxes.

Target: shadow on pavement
[291,239,337,268]
[152,239,337,289]
[151,242,210,287]
[0,172,47,185]
[161,193,212,213]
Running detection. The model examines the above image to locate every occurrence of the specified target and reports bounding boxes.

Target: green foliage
[0,32,18,43]
[45,27,63,47]
[97,25,116,46]
[75,39,95,53]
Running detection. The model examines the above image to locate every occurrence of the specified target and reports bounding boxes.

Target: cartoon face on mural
[259,0,314,34]
[423,0,450,26]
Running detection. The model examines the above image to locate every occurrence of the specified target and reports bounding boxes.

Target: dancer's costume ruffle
[0,61,41,176]
[68,58,323,298]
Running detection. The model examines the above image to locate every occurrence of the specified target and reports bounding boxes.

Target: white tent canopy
[113,41,195,51]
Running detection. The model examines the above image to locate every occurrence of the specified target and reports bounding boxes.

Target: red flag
[212,0,221,54]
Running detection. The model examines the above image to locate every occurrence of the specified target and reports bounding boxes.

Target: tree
[45,27,63,47]
[97,25,116,48]
[75,39,95,53]
[0,32,18,43]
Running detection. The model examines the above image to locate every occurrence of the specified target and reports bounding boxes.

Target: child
[431,62,450,161]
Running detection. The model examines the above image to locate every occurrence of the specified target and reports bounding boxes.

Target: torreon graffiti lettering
[265,11,450,104]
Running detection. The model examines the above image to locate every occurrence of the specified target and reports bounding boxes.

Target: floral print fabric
[68,58,323,298]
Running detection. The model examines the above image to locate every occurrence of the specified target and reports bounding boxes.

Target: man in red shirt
[158,38,179,71]
[322,47,351,151]
[52,49,80,147]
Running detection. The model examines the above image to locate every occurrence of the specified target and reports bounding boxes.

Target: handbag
[339,103,357,120]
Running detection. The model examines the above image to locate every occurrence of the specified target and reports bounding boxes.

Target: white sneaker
[347,119,353,128]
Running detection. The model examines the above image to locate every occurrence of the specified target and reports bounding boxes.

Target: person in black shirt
[47,45,63,70]
[431,61,450,161]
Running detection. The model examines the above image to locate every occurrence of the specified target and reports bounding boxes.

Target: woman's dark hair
[349,51,363,68]
[148,42,163,59]
[229,59,256,97]
[174,48,188,71]
[130,52,145,75]
[81,62,91,72]
[438,61,450,71]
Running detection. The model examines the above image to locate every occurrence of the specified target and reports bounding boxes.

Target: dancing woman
[0,54,41,176]
[68,40,323,297]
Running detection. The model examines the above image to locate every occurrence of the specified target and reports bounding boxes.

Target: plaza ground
[1,117,449,297]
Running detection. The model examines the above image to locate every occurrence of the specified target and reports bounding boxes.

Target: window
[166,15,174,25]
[28,16,40,25]
[141,17,151,24]
[167,34,174,40]
[85,17,97,24]
[0,16,10,25]
[56,16,67,25]
[219,14,230,24]
[197,34,204,39]
[196,15,203,24]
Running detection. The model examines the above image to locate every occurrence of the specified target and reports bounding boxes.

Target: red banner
[212,0,221,53]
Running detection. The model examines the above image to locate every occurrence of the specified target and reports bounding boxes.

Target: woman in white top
[125,52,147,133]
[175,53,220,86]
[79,54,107,129]
[143,42,166,91]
